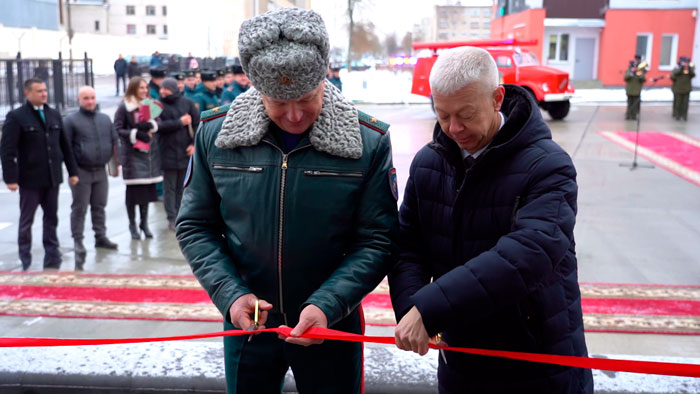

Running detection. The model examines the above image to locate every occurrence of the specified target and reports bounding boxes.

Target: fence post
[6,60,16,109]
[15,52,24,105]
[83,52,90,86]
[53,52,65,112]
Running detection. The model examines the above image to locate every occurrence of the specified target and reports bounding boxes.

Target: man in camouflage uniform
[671,56,695,121]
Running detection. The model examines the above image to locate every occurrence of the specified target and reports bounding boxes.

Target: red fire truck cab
[411,39,575,120]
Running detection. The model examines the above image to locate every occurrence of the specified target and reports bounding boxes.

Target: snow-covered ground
[339,69,700,105]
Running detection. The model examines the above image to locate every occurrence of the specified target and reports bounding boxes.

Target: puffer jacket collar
[429,84,552,170]
[215,83,363,159]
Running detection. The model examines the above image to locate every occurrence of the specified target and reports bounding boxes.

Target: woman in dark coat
[114,77,162,240]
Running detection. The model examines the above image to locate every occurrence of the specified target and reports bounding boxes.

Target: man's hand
[228,294,272,330]
[395,306,430,356]
[186,144,195,156]
[180,114,192,126]
[279,304,328,346]
[6,183,18,192]
[69,176,79,186]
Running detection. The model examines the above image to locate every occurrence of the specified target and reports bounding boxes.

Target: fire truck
[411,39,575,120]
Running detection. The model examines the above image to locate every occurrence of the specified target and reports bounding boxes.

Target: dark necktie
[464,155,476,171]
[38,107,46,124]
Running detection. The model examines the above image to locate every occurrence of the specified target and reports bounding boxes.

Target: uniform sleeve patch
[184,156,193,188]
[388,168,398,201]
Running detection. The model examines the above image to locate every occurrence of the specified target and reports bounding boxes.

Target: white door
[574,38,595,80]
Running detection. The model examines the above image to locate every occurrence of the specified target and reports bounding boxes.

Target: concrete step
[1,340,698,393]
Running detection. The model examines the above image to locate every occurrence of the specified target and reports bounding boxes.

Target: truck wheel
[547,100,570,120]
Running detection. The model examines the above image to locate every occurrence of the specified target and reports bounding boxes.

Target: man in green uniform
[194,70,206,94]
[220,65,250,105]
[148,67,166,100]
[183,70,198,99]
[215,68,226,98]
[327,66,342,91]
[624,58,646,120]
[176,8,397,394]
[223,66,234,90]
[169,72,186,94]
[191,70,220,112]
[671,56,695,121]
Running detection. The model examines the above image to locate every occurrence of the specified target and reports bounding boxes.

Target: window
[495,55,513,68]
[162,6,167,16]
[146,5,156,16]
[635,33,653,65]
[659,34,678,70]
[483,9,491,17]
[484,21,491,29]
[439,18,448,28]
[126,5,135,15]
[470,22,479,29]
[147,24,156,34]
[548,33,569,62]
[163,25,168,35]
[471,9,479,16]
[126,24,136,35]
[94,20,100,32]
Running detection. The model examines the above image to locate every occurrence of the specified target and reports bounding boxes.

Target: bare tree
[384,33,399,57]
[347,0,360,71]
[400,32,413,56]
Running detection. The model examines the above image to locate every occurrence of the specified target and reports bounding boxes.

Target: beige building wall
[62,2,109,35]
[432,5,492,42]
[107,0,169,38]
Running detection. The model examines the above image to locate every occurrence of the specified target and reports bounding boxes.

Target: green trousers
[673,93,689,119]
[626,95,640,120]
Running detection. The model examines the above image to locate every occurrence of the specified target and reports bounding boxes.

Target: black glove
[136,122,152,132]
[135,130,151,143]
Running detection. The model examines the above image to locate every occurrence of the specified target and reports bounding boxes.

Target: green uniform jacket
[193,89,220,113]
[220,82,250,105]
[176,86,399,328]
[671,66,695,94]
[624,69,646,96]
[184,86,198,100]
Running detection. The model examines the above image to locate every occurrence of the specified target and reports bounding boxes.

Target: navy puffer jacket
[389,85,593,393]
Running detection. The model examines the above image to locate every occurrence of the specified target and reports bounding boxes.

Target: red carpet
[600,131,700,186]
[0,272,698,335]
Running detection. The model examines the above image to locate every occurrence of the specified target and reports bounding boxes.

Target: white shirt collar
[33,104,44,111]
[461,111,505,160]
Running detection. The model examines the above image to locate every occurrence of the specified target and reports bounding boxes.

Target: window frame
[163,24,168,35]
[635,33,653,67]
[162,5,167,16]
[126,5,135,15]
[146,24,156,35]
[547,33,570,63]
[126,24,136,35]
[94,20,100,32]
[658,33,678,71]
[146,5,156,16]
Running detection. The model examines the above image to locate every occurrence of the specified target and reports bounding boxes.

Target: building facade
[1,0,60,30]
[491,0,699,86]
[432,3,493,42]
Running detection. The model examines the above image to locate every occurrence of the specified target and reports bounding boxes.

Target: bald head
[78,86,97,111]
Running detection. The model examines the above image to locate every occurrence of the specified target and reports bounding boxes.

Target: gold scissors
[247,299,260,342]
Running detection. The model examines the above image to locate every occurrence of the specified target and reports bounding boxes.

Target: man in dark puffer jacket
[388,46,593,393]
[156,78,199,231]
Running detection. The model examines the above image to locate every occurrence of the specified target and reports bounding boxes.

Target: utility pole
[65,0,74,61]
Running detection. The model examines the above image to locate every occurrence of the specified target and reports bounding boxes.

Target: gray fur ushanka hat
[238,7,330,100]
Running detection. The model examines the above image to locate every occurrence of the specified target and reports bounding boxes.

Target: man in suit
[1,78,79,271]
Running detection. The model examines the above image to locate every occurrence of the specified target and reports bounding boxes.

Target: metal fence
[0,52,94,124]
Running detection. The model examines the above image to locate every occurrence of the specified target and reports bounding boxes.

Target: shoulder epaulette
[201,104,231,122]
[358,110,390,134]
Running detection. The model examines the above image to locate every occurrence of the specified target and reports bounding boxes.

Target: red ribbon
[1,327,699,378]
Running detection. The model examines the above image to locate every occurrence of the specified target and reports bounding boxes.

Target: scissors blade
[247,299,260,342]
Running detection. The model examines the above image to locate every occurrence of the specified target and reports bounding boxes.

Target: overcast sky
[310,0,496,49]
